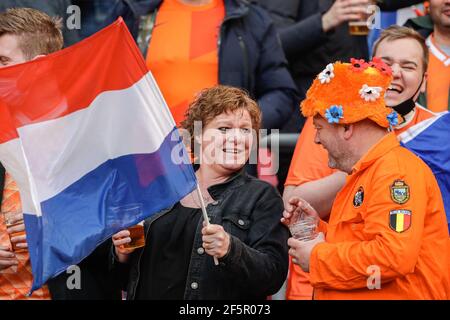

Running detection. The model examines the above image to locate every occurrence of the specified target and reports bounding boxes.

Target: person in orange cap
[282,59,450,300]
[283,26,442,300]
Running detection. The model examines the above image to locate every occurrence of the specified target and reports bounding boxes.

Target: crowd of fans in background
[0,0,448,300]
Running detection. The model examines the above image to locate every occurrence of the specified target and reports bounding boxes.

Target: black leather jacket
[111,170,289,300]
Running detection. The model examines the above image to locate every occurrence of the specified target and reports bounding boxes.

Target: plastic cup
[289,214,318,241]
[123,221,145,249]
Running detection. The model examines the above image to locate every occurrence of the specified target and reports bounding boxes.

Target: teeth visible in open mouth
[388,85,402,93]
[223,149,239,154]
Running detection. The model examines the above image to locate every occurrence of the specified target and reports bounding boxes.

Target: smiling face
[200,109,254,174]
[430,0,450,29]
[313,115,349,171]
[373,37,426,107]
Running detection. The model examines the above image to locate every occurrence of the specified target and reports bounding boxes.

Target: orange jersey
[285,105,436,300]
[310,133,449,299]
[425,35,450,113]
[146,0,224,126]
[0,173,50,300]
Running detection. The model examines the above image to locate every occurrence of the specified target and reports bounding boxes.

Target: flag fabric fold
[399,112,450,232]
[0,18,197,292]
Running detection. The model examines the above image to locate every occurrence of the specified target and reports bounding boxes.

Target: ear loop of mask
[392,73,425,117]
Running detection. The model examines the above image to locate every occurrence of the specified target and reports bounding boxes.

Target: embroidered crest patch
[390,180,410,204]
[389,209,412,233]
[353,186,364,208]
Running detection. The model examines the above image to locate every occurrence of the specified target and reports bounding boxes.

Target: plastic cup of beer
[289,213,319,242]
[349,20,369,36]
[2,210,27,253]
[123,220,145,250]
[348,1,375,36]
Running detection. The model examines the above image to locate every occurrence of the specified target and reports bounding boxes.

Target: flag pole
[196,183,219,266]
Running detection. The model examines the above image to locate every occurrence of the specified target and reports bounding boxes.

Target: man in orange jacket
[283,25,442,300]
[282,59,450,299]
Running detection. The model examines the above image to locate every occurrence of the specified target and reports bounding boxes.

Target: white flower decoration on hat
[318,64,335,84]
[359,84,382,102]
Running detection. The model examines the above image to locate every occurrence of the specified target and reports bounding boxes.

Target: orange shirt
[146,0,225,126]
[425,35,450,113]
[310,133,449,299]
[0,173,50,300]
[284,105,435,300]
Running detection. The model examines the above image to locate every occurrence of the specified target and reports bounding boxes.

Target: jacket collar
[133,0,249,19]
[125,0,161,15]
[408,14,434,31]
[146,168,248,226]
[206,168,248,200]
[351,132,399,174]
[426,34,450,66]
[224,0,249,19]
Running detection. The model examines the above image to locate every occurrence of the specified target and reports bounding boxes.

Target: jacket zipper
[237,34,251,90]
[217,10,247,84]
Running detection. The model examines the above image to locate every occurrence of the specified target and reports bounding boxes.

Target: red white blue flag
[0,19,196,292]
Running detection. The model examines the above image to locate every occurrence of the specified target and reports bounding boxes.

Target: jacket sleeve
[253,9,299,129]
[309,171,428,290]
[219,185,290,296]
[279,13,329,59]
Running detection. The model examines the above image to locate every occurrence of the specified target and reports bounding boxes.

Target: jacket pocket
[339,213,368,240]
[222,214,250,242]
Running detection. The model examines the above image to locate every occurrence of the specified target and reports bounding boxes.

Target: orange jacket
[309,133,450,299]
[285,106,437,300]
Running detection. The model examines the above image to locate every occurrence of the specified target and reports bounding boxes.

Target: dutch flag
[0,19,197,292]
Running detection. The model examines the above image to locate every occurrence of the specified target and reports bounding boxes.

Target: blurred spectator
[256,0,426,132]
[254,0,372,196]
[0,8,63,300]
[135,0,298,130]
[72,0,120,39]
[70,0,299,131]
[405,0,450,111]
[0,0,80,47]
[374,0,424,11]
[256,0,370,133]
[134,0,299,182]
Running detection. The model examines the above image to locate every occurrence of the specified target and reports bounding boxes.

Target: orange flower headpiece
[301,58,401,128]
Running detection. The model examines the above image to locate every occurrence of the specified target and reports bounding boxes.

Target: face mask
[391,74,425,116]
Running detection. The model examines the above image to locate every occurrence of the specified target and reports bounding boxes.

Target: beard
[327,156,338,169]
[431,5,450,28]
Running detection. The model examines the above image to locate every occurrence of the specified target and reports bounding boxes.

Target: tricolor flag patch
[389,209,412,233]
